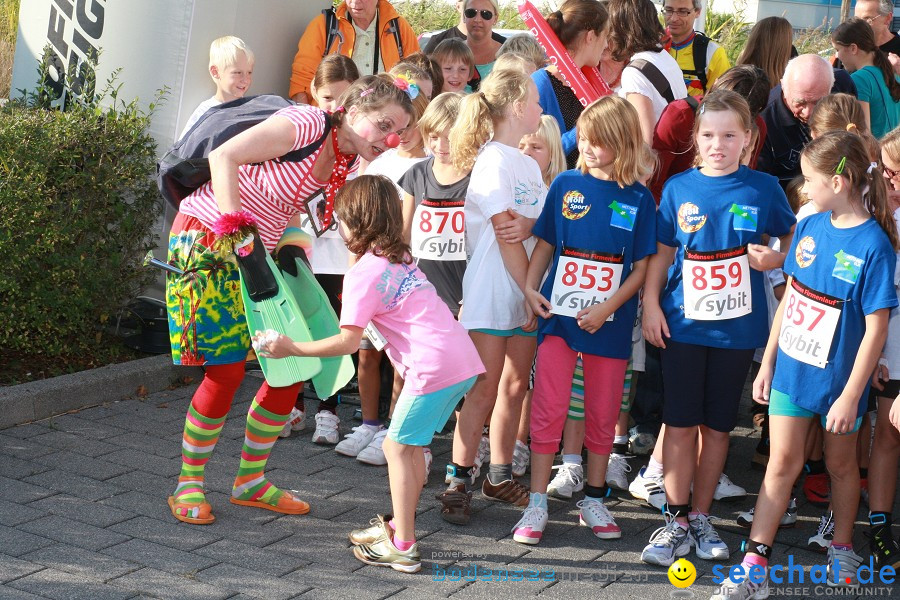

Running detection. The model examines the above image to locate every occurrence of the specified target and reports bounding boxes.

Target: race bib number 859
[550,247,624,319]
[682,246,751,321]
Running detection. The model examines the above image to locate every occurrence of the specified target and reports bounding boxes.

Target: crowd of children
[169,3,900,591]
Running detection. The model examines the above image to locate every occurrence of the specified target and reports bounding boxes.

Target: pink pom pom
[384,133,401,148]
[212,210,257,236]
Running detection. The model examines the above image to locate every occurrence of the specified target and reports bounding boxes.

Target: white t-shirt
[364,148,428,199]
[619,50,688,125]
[179,96,220,140]
[461,142,546,330]
[883,207,900,376]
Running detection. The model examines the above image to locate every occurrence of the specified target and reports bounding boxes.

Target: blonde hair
[575,95,654,186]
[465,0,500,15]
[209,36,254,69]
[809,94,881,161]
[493,52,536,75]
[881,126,900,165]
[389,63,431,122]
[496,34,547,70]
[418,92,463,139]
[450,68,533,172]
[526,115,566,186]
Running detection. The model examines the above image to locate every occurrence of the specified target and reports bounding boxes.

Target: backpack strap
[279,114,333,164]
[386,17,404,60]
[322,8,343,58]
[688,32,710,91]
[684,95,700,111]
[628,58,675,104]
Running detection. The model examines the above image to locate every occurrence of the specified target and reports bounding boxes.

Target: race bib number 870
[410,199,466,261]
[682,246,751,321]
[777,278,842,368]
[550,247,624,319]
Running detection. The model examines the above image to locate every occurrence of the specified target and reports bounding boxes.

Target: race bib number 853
[550,247,624,319]
[682,246,751,321]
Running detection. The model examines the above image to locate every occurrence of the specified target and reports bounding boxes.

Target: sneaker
[349,514,393,546]
[512,440,530,477]
[482,477,529,506]
[736,498,797,529]
[422,447,432,485]
[714,473,747,501]
[803,471,830,506]
[279,407,306,438]
[628,427,657,456]
[357,429,388,466]
[827,545,863,587]
[547,462,584,499]
[472,434,491,479]
[606,454,631,491]
[870,523,900,570]
[710,569,770,600]
[629,466,666,510]
[690,513,729,560]
[512,505,548,545]
[335,425,382,457]
[641,513,693,566]
[312,410,340,445]
[436,484,472,525]
[808,510,835,553]
[577,497,621,539]
[352,536,421,573]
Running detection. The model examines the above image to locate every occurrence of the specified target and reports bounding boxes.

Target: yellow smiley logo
[667,558,697,588]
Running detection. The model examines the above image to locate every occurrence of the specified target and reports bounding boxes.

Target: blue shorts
[471,327,537,338]
[769,389,863,433]
[387,376,478,446]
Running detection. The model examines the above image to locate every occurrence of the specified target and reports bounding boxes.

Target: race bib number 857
[777,278,842,368]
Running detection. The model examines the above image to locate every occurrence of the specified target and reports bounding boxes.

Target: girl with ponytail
[832,18,900,138]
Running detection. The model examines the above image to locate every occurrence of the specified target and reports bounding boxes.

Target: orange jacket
[289,0,420,100]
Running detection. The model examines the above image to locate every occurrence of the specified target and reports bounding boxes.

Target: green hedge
[0,56,162,358]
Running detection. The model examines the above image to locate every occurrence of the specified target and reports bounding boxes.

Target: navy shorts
[660,339,754,432]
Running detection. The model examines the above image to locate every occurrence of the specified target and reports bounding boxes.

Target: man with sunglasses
[662,0,730,98]
[423,0,507,56]
[289,0,420,104]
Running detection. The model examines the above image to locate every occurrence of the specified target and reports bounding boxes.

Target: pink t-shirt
[340,252,485,395]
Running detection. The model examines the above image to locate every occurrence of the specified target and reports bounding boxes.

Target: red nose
[384,133,401,148]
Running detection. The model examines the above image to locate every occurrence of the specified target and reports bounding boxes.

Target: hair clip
[836,156,847,175]
[360,87,375,98]
[393,75,419,100]
[867,161,878,175]
[698,103,706,115]
[846,122,858,132]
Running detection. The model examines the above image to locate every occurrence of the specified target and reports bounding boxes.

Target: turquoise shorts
[388,376,478,446]
[471,327,537,338]
[769,389,863,433]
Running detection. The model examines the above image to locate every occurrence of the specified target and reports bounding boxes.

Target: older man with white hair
[757,54,835,189]
[855,0,900,56]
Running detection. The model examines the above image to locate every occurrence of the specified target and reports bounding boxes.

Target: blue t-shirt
[850,65,900,139]
[533,170,657,358]
[657,166,796,349]
[771,213,898,417]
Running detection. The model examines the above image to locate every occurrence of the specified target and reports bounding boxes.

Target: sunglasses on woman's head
[464,8,494,20]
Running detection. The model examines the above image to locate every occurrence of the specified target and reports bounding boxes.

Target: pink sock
[393,537,415,551]
[388,520,396,531]
[743,553,768,569]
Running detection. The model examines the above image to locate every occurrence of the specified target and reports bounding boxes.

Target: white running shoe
[279,407,306,438]
[311,410,340,445]
[628,427,657,455]
[641,513,693,566]
[606,454,631,490]
[547,462,584,499]
[689,513,730,560]
[629,466,666,510]
[336,424,382,457]
[472,434,491,479]
[512,440,530,477]
[808,510,835,552]
[422,447,432,485]
[736,498,797,529]
[827,545,863,587]
[714,473,747,501]
[357,429,388,465]
[577,497,621,539]
[512,505,548,545]
[710,569,770,600]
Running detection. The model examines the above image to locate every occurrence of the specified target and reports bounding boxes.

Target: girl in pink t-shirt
[254,174,484,573]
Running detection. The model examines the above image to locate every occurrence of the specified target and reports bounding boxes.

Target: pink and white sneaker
[512,506,548,545]
[577,498,621,539]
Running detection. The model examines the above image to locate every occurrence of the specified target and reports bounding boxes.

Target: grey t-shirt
[399,157,471,316]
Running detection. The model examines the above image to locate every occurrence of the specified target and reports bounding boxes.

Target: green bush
[0,51,162,359]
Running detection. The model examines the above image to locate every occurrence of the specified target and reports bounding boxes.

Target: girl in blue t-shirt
[641,90,797,568]
[512,95,657,545]
[713,132,899,599]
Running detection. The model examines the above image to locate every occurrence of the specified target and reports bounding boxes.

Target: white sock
[645,456,664,478]
[562,454,582,465]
